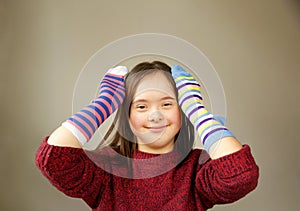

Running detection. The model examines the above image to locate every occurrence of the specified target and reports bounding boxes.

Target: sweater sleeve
[195,145,259,209]
[35,136,109,208]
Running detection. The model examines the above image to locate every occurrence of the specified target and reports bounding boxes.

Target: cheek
[129,111,145,132]
[176,116,182,131]
[168,107,182,130]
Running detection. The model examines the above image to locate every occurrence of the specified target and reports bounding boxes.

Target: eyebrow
[132,96,176,104]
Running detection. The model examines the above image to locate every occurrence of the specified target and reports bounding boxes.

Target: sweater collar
[129,149,185,178]
[86,146,189,179]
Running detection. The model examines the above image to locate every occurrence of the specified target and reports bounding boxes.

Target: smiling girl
[36,61,259,210]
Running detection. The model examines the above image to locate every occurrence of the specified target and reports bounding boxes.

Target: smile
[145,125,168,132]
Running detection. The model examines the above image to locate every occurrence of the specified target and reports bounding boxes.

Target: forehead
[134,71,175,97]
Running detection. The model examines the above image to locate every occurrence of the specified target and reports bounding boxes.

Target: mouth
[144,125,168,133]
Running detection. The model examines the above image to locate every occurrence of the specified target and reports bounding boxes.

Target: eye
[163,102,173,107]
[136,104,147,110]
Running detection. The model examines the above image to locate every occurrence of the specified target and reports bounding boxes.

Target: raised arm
[47,66,128,148]
[171,65,241,159]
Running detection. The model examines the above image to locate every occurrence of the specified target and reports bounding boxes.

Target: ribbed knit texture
[36,137,259,211]
[171,65,234,151]
[62,66,127,145]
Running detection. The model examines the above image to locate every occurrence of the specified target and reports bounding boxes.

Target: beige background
[1,0,299,210]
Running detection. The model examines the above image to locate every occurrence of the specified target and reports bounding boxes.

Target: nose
[148,110,164,123]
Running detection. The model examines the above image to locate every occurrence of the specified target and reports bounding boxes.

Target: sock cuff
[203,130,235,151]
[62,121,87,146]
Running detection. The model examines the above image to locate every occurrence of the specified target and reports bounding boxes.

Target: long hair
[103,61,195,158]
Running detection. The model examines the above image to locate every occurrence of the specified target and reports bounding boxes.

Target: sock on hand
[62,66,128,145]
[171,65,234,151]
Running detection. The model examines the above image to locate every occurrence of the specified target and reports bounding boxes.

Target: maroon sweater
[35,137,259,211]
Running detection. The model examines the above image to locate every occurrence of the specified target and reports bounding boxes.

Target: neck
[137,142,174,154]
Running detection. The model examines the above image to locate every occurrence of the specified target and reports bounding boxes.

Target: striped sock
[171,65,234,151]
[62,66,128,145]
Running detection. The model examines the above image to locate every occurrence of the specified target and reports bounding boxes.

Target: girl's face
[129,71,182,154]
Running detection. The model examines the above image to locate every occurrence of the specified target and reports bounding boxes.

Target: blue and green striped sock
[171,65,234,151]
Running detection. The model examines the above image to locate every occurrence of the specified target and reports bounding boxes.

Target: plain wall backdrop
[1,0,299,210]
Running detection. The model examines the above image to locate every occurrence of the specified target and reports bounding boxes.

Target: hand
[97,66,128,109]
[63,66,128,145]
[171,65,234,152]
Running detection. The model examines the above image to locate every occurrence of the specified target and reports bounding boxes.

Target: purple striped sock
[171,65,234,151]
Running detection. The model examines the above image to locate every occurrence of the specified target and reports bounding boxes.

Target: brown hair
[102,61,195,158]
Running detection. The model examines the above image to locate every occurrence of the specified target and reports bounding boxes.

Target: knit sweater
[35,137,259,211]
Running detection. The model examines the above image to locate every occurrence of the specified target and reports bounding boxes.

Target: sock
[62,66,128,145]
[171,65,234,151]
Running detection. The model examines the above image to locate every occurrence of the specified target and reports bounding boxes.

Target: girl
[36,61,259,210]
